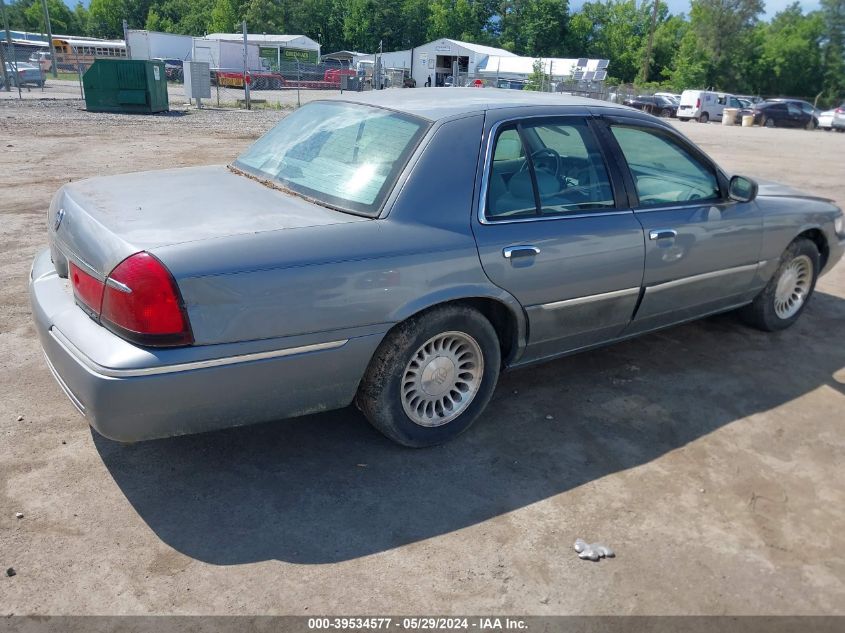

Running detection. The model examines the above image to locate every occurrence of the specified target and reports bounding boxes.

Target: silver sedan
[30,90,845,446]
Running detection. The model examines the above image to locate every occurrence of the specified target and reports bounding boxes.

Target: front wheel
[764,117,775,128]
[739,238,819,331]
[356,305,501,447]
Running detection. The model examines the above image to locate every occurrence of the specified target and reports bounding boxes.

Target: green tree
[208,0,239,33]
[241,0,287,34]
[820,0,845,102]
[145,0,214,34]
[499,0,569,56]
[428,0,495,43]
[88,0,153,37]
[666,26,709,89]
[756,4,824,98]
[683,0,764,90]
[74,1,91,35]
[567,0,653,83]
[342,0,408,52]
[523,57,549,90]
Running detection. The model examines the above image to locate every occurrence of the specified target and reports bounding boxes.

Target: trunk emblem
[54,207,65,232]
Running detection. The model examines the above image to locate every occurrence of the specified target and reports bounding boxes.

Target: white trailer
[127,30,193,61]
[192,37,262,71]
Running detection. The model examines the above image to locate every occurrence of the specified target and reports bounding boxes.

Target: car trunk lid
[49,164,366,277]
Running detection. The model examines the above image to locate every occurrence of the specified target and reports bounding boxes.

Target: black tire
[739,238,820,332]
[699,112,709,123]
[764,117,775,128]
[659,108,671,118]
[356,305,501,447]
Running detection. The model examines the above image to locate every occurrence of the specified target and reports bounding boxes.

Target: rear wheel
[739,238,819,331]
[699,112,709,123]
[764,117,775,128]
[659,108,671,118]
[357,305,501,447]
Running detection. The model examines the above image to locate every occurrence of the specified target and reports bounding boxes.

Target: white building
[476,56,609,83]
[411,38,516,87]
[204,33,320,70]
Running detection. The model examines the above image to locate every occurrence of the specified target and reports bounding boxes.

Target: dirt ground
[1,98,844,616]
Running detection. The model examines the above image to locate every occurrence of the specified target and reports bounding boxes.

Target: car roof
[321,87,630,122]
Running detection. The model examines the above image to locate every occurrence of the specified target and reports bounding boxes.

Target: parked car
[830,103,845,132]
[677,89,742,122]
[623,95,677,117]
[654,91,681,102]
[156,58,184,82]
[28,50,52,73]
[768,98,821,128]
[1,62,45,88]
[30,90,845,447]
[746,100,818,129]
[819,108,835,130]
[497,78,526,90]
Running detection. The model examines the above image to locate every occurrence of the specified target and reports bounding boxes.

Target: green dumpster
[83,59,169,114]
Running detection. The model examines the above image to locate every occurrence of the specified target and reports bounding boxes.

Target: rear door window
[610,126,721,207]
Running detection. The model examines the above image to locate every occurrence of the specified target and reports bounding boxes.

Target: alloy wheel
[774,255,813,320]
[400,331,484,427]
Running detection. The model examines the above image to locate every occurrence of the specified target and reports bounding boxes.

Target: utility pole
[242,20,250,110]
[0,0,11,90]
[1,0,21,97]
[41,0,57,77]
[123,19,130,60]
[640,0,660,83]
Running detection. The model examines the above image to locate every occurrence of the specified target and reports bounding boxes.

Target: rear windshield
[234,101,429,216]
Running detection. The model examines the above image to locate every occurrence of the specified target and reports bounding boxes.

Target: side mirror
[728,175,758,203]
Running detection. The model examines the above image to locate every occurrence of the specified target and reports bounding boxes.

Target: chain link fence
[0,41,51,97]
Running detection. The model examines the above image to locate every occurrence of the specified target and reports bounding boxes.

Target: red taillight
[696,98,701,108]
[69,261,105,315]
[100,252,193,347]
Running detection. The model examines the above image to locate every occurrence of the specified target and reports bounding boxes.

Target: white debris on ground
[574,539,615,561]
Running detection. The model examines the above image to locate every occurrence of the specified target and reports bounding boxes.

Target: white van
[678,90,743,122]
[28,50,52,73]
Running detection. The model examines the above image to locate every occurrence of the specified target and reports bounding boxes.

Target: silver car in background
[2,62,45,88]
[832,103,845,132]
[30,90,845,447]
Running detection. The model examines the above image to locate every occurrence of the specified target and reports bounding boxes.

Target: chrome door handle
[503,245,541,259]
[649,229,677,240]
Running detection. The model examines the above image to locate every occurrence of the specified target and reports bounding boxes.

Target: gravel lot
[2,98,844,616]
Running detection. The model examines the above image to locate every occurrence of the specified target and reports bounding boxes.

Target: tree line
[6,0,845,102]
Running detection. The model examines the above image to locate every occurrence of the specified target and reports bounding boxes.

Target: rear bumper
[29,249,383,442]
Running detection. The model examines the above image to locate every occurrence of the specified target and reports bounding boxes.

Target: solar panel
[576,58,588,68]
[596,59,609,70]
[583,71,595,81]
[594,70,607,80]
[572,71,584,81]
